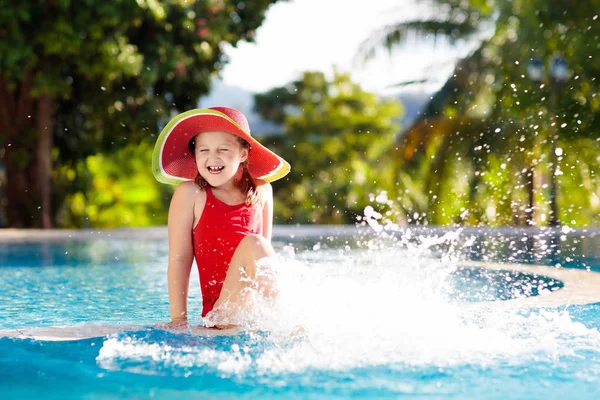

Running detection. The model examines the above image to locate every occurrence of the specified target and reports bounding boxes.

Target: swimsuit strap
[205,186,245,209]
[205,186,215,201]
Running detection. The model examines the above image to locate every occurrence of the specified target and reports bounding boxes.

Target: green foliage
[255,70,403,224]
[556,138,600,225]
[0,0,279,227]
[56,141,171,228]
[45,0,279,162]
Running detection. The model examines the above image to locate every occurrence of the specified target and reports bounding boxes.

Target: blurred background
[0,0,598,229]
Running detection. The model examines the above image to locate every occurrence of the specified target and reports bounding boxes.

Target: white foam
[97,336,253,375]
[93,243,600,376]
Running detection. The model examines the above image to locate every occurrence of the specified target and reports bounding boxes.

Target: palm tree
[356,0,506,225]
[357,0,600,227]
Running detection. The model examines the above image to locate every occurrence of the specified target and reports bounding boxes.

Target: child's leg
[209,234,277,323]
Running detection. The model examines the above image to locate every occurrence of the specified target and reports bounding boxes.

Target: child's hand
[154,320,189,331]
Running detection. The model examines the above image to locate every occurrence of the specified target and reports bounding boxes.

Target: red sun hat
[152,107,290,185]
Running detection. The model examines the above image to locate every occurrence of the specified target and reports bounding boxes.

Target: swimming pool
[1,226,600,399]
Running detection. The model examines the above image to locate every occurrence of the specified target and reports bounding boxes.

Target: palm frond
[400,45,487,125]
[385,79,431,89]
[356,20,479,65]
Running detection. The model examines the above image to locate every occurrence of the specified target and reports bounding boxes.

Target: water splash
[97,333,253,376]
[96,230,600,377]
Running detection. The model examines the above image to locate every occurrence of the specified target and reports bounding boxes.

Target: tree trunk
[3,148,35,227]
[467,163,483,224]
[525,166,535,226]
[36,94,54,228]
[0,71,54,228]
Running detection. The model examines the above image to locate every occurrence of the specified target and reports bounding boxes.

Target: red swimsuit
[192,187,262,317]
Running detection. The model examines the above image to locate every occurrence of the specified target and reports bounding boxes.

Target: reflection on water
[1,226,599,270]
[275,226,600,271]
[0,238,168,268]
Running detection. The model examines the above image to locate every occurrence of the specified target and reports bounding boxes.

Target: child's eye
[198,149,209,153]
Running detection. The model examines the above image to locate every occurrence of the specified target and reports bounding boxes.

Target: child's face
[194,131,248,187]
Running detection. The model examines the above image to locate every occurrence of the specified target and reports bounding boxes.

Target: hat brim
[153,108,290,185]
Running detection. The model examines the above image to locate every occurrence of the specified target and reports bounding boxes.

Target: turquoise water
[1,228,600,399]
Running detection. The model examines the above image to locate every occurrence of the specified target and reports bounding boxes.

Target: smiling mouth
[207,166,225,173]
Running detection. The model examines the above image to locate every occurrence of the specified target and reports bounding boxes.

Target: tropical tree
[254,70,403,224]
[0,0,279,228]
[358,0,600,227]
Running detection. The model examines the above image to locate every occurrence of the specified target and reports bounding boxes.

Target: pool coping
[465,261,600,307]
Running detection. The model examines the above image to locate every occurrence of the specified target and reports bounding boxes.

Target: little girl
[152,106,290,329]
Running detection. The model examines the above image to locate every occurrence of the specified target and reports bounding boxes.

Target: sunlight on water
[96,227,600,379]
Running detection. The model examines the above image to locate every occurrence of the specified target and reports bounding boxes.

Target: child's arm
[166,182,196,325]
[260,183,274,241]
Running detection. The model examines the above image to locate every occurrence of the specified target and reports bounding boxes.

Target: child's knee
[243,234,274,257]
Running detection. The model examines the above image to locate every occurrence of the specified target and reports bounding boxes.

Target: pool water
[1,227,600,399]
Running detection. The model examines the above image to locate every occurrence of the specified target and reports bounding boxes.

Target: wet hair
[188,133,258,206]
